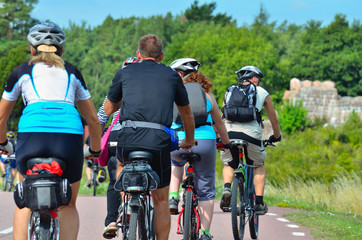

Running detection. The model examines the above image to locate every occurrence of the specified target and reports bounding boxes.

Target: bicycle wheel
[92,170,97,196]
[146,196,155,240]
[231,174,246,240]
[29,211,56,240]
[2,173,7,191]
[6,168,13,192]
[248,187,259,239]
[128,205,147,240]
[183,190,193,240]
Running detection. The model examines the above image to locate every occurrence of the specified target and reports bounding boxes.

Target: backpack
[173,82,210,129]
[221,82,262,124]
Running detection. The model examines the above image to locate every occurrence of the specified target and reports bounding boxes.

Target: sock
[169,192,179,200]
[256,195,264,205]
[224,183,231,189]
[201,230,210,235]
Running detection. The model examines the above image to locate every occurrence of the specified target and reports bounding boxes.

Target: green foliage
[266,113,362,184]
[277,100,309,134]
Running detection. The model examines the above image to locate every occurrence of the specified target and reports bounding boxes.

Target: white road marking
[293,232,306,237]
[287,224,300,228]
[0,227,13,234]
[276,217,290,222]
[266,212,277,216]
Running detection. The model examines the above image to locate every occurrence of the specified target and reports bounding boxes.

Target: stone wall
[282,78,362,126]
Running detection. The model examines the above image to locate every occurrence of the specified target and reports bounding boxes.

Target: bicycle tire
[2,175,6,191]
[183,190,193,240]
[128,205,143,240]
[29,211,55,240]
[2,167,8,191]
[137,204,148,240]
[92,170,97,196]
[147,196,155,240]
[231,174,246,240]
[248,188,259,239]
[6,168,13,192]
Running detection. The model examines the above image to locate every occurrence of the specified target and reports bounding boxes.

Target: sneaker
[86,179,91,189]
[169,197,179,215]
[220,187,231,210]
[255,203,268,215]
[199,232,213,240]
[103,223,118,239]
[117,203,131,225]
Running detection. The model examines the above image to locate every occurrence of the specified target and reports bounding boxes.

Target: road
[0,191,314,239]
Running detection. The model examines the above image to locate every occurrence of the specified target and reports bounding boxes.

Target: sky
[31,0,361,29]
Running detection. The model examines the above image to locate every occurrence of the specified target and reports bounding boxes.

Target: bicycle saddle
[27,157,66,171]
[129,151,153,162]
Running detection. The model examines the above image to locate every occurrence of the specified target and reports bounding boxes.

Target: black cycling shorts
[16,132,84,183]
[117,146,171,189]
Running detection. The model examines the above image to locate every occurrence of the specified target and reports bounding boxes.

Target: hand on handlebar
[83,146,101,159]
[0,140,14,155]
[268,134,282,144]
[179,138,197,151]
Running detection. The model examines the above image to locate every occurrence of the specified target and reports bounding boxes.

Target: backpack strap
[119,120,164,131]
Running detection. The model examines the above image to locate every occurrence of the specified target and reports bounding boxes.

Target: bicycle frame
[115,151,158,240]
[176,153,201,240]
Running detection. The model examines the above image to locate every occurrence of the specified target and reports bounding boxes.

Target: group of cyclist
[0,22,281,240]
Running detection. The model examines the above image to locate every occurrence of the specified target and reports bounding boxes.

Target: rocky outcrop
[282,78,362,126]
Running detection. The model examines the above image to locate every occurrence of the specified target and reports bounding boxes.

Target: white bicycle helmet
[235,65,263,81]
[169,58,201,72]
[27,22,66,50]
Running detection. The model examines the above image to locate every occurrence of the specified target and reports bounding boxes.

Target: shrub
[277,100,309,134]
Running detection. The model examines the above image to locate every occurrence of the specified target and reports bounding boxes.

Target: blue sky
[31,0,361,29]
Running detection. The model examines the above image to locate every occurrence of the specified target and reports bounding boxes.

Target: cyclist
[104,34,196,240]
[168,58,231,240]
[97,56,138,239]
[0,22,101,240]
[1,131,18,184]
[220,65,281,215]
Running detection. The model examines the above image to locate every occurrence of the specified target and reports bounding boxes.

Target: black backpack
[221,82,262,124]
[173,82,210,129]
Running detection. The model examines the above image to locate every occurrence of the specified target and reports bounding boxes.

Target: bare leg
[169,165,183,194]
[152,186,170,240]
[13,175,30,240]
[13,207,31,240]
[253,166,266,196]
[58,181,80,240]
[198,200,214,231]
[222,165,234,184]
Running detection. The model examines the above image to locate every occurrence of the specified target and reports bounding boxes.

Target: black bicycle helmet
[235,65,263,81]
[169,58,201,72]
[27,22,66,50]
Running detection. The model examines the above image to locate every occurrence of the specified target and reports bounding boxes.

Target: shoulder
[256,86,269,96]
[5,62,32,92]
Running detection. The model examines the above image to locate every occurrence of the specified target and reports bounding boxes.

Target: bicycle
[13,157,72,240]
[87,159,106,196]
[227,139,274,240]
[175,152,201,240]
[114,150,159,240]
[1,154,16,192]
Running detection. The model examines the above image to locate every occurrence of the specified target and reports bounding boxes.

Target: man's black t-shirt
[107,60,189,151]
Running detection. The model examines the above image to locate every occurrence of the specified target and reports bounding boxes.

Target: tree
[0,0,38,40]
[184,0,234,26]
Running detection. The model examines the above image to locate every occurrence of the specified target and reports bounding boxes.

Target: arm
[176,104,196,149]
[207,93,230,145]
[264,95,281,139]
[104,98,122,116]
[77,98,102,152]
[0,99,17,143]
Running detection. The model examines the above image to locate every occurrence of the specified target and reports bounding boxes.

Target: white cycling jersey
[2,61,90,134]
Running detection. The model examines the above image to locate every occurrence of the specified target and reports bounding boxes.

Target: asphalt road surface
[0,191,314,239]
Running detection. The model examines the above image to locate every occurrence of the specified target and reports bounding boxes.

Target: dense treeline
[0,0,361,183]
[0,1,361,124]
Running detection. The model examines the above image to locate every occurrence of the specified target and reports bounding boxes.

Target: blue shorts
[1,157,16,169]
[171,139,216,201]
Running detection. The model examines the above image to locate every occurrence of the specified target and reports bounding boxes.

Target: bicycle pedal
[222,207,231,212]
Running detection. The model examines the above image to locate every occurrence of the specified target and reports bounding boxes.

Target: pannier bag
[114,162,160,192]
[14,173,72,211]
